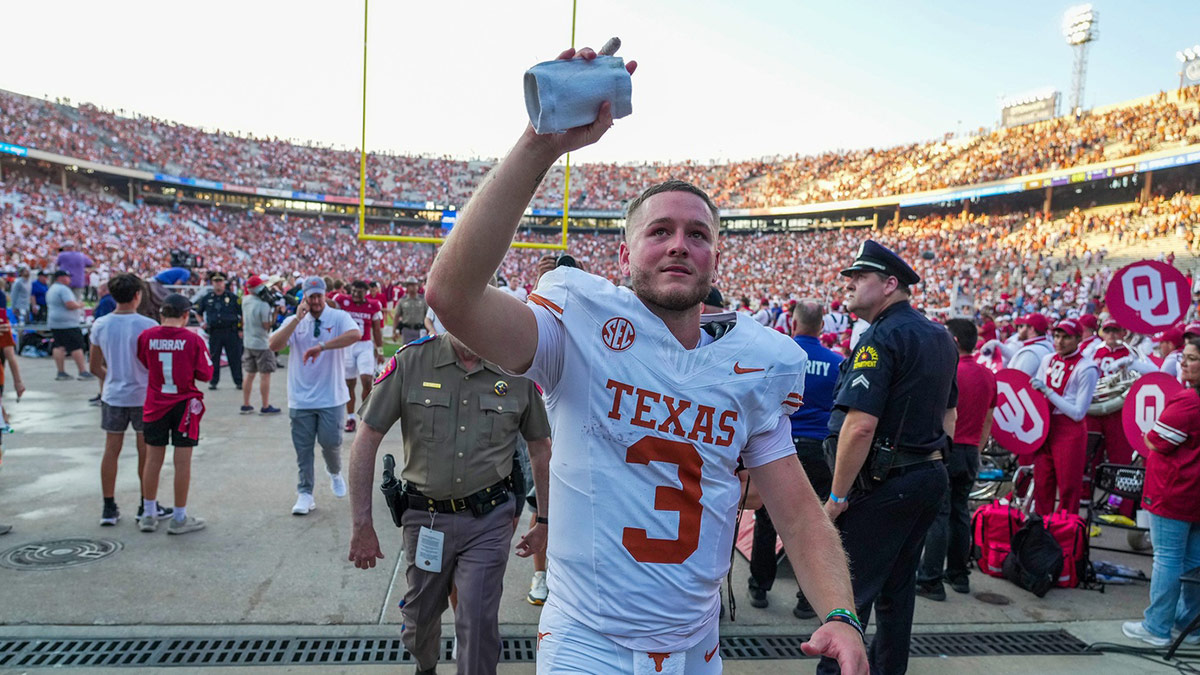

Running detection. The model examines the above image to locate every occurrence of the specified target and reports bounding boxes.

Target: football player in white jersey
[424,45,867,675]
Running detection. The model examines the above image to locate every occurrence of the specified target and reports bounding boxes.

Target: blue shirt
[154,267,192,285]
[93,295,117,319]
[31,280,48,307]
[791,334,843,439]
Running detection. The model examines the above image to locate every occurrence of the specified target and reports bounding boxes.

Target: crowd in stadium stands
[3,87,1198,211]
[4,168,1198,324]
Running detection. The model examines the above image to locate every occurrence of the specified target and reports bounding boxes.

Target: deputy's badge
[374,355,398,385]
[493,380,509,396]
[852,345,879,370]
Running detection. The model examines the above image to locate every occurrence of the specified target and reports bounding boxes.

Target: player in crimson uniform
[1030,318,1100,517]
[395,45,868,675]
[336,281,384,433]
[137,294,214,534]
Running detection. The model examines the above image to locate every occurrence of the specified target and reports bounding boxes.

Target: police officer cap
[210,273,227,282]
[840,240,921,285]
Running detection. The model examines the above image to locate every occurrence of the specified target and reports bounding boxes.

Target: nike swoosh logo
[705,643,719,662]
[733,362,764,374]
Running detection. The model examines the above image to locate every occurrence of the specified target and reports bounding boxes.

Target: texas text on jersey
[520,267,806,653]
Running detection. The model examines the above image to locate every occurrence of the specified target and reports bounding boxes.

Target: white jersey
[823,311,850,335]
[1008,336,1053,377]
[521,268,805,653]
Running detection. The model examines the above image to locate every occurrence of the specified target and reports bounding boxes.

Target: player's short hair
[108,273,144,304]
[623,180,720,240]
[350,280,369,290]
[945,318,978,353]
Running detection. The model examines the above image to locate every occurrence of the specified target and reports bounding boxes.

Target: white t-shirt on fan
[90,312,160,407]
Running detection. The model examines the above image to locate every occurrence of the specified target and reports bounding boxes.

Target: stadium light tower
[1062,4,1098,115]
[1178,44,1200,90]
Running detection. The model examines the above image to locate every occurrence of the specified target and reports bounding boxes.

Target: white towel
[524,56,633,134]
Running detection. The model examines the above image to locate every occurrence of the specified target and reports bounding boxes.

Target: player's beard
[630,264,712,314]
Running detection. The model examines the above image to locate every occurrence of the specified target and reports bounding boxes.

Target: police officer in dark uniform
[818,241,957,675]
[194,273,243,390]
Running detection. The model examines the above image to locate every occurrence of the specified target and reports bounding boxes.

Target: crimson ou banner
[1105,260,1190,334]
[1122,372,1185,452]
[991,368,1050,458]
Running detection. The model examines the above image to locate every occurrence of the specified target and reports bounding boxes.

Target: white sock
[348,413,357,421]
[173,505,187,523]
[143,499,157,517]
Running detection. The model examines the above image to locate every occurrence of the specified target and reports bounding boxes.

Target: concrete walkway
[0,355,1193,673]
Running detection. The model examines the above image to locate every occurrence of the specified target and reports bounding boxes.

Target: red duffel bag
[972,500,1026,578]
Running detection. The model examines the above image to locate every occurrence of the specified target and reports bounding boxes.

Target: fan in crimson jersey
[136,293,214,535]
[335,280,384,433]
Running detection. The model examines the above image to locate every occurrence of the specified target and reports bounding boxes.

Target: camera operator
[240,276,281,414]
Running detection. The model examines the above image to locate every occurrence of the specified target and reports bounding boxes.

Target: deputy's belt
[401,322,423,329]
[405,479,511,516]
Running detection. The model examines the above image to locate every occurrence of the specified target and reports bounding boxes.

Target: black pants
[208,329,243,386]
[748,437,832,604]
[817,460,948,675]
[918,443,980,585]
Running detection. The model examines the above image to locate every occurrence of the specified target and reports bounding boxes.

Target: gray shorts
[242,348,277,373]
[101,402,144,433]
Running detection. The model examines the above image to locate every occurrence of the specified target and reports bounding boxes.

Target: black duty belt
[400,322,423,329]
[405,479,511,517]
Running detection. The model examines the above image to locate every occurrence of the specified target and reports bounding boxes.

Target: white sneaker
[1175,628,1200,646]
[292,493,316,516]
[330,473,347,498]
[1123,621,1171,646]
[528,570,548,605]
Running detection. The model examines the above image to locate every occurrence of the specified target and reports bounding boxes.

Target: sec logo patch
[852,345,879,370]
[602,317,636,351]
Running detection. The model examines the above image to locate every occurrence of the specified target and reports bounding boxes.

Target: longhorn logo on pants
[1135,385,1166,435]
[1123,266,1181,327]
[995,381,1045,444]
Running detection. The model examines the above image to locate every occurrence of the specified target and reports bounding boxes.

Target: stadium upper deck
[1,86,1199,218]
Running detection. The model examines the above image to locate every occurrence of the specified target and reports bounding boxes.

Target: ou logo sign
[1106,260,1189,334]
[991,369,1051,457]
[602,317,636,351]
[1135,386,1166,434]
[1122,372,1184,450]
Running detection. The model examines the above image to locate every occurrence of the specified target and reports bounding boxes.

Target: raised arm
[425,47,635,373]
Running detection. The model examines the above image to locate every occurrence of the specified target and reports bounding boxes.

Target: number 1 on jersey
[622,436,704,564]
[158,352,178,394]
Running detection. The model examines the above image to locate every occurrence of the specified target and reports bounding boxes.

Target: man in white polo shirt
[268,276,361,515]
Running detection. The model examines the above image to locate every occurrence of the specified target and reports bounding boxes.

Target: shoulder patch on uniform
[852,345,879,370]
[374,355,399,385]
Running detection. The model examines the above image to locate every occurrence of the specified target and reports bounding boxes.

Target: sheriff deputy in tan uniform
[347,331,551,675]
[393,277,429,345]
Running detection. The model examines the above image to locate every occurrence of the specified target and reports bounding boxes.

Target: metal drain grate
[908,630,1093,657]
[0,538,122,570]
[0,630,1091,667]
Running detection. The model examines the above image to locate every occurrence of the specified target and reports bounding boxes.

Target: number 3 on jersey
[622,436,704,564]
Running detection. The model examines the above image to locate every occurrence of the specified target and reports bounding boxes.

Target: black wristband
[824,614,866,641]
[536,516,548,525]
